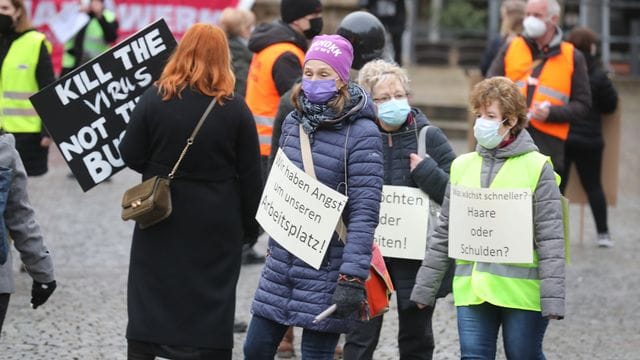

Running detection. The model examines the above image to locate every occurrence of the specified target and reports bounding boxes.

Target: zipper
[387,133,393,147]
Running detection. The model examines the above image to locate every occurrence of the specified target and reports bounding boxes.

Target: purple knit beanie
[304,35,354,82]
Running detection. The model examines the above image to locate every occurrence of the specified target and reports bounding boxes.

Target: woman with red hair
[119,23,262,360]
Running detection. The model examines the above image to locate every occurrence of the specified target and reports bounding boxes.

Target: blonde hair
[357,59,410,97]
[7,0,32,33]
[500,0,526,36]
[219,7,255,38]
[469,77,528,135]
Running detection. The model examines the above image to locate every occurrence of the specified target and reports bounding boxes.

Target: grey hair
[546,0,561,18]
[357,59,411,96]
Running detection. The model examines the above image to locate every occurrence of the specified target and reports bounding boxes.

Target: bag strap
[168,98,217,179]
[299,125,348,243]
[417,125,432,159]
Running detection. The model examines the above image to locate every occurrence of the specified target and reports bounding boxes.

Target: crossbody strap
[168,98,217,179]
[299,125,348,243]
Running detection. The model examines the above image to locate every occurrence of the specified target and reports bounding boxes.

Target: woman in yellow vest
[411,77,565,359]
[0,0,55,176]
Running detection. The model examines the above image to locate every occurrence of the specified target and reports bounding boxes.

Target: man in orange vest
[487,0,591,180]
[245,0,322,165]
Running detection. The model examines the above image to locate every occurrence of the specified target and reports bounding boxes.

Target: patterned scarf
[295,82,365,135]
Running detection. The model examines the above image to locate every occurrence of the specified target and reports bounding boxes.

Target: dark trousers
[560,143,609,233]
[528,127,566,181]
[344,303,436,360]
[0,293,9,334]
[389,29,403,66]
[127,339,231,360]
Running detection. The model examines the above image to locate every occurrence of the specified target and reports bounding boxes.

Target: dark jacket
[0,29,55,176]
[566,54,618,147]
[119,87,262,349]
[248,21,308,96]
[378,109,456,309]
[487,29,592,125]
[228,36,253,98]
[252,84,384,333]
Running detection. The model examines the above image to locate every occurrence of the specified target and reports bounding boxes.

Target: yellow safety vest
[63,10,116,68]
[0,31,51,133]
[449,150,557,312]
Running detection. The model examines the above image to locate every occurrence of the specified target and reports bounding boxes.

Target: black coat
[119,87,262,349]
[379,109,456,310]
[567,54,618,148]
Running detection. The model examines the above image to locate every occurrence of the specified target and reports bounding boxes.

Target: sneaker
[233,319,247,333]
[276,327,295,359]
[597,233,614,248]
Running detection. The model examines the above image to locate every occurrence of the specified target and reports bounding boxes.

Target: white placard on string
[255,149,348,270]
[448,185,533,263]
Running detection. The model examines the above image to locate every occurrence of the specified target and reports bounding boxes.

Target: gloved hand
[332,276,365,318]
[31,280,56,309]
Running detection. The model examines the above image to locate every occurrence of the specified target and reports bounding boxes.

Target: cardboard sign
[30,19,176,191]
[449,185,534,263]
[374,185,430,260]
[255,149,348,270]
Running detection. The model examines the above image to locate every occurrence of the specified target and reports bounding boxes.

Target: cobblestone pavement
[1,77,638,359]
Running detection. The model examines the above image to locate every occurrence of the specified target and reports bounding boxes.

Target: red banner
[26,0,240,74]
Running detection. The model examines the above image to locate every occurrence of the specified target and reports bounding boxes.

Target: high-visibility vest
[504,36,574,141]
[0,31,51,133]
[245,42,305,156]
[449,150,557,312]
[62,10,116,69]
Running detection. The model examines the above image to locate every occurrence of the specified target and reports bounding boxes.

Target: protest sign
[30,19,176,191]
[374,185,430,260]
[448,185,533,263]
[47,3,90,43]
[256,149,348,270]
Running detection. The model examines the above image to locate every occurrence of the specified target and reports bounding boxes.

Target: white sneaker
[597,233,614,248]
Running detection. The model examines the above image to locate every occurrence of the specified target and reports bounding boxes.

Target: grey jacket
[410,130,565,318]
[0,133,54,294]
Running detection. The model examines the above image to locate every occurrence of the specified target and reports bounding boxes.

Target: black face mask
[0,14,13,35]
[304,17,323,40]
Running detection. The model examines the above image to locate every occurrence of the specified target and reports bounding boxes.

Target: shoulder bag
[121,98,217,229]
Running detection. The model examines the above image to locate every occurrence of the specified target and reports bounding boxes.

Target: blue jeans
[243,315,340,360]
[457,303,549,360]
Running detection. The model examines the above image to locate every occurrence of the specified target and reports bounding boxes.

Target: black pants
[127,339,231,360]
[0,293,9,334]
[389,29,403,66]
[343,303,436,360]
[560,143,609,233]
[529,127,566,181]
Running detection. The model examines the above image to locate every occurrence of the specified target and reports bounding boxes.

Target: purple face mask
[301,79,338,104]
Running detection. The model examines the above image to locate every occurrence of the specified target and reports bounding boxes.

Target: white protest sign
[48,4,90,44]
[449,185,533,263]
[256,149,348,270]
[374,185,430,260]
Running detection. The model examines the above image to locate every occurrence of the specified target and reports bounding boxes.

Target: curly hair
[357,59,410,97]
[469,77,528,136]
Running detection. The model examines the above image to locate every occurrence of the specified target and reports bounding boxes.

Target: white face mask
[474,117,508,149]
[523,16,547,39]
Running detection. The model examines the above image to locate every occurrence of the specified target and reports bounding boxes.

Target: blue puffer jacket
[251,84,384,333]
[378,109,456,310]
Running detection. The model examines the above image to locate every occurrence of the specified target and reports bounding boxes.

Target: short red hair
[156,23,235,102]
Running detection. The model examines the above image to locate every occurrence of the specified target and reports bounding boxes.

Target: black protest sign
[30,19,176,191]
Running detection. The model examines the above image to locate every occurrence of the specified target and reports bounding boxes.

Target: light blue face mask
[473,117,508,149]
[378,98,411,127]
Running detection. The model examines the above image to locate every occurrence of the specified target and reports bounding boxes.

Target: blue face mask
[377,98,411,127]
[473,117,507,149]
[302,79,338,104]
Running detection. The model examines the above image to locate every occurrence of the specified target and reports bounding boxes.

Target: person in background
[0,130,56,334]
[243,34,384,360]
[487,0,591,182]
[61,0,118,76]
[0,0,55,177]
[563,26,618,248]
[411,77,565,359]
[358,0,406,65]
[342,59,456,360]
[479,0,526,77]
[119,24,262,360]
[219,7,255,98]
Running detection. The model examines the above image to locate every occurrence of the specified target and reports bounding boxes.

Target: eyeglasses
[373,93,407,104]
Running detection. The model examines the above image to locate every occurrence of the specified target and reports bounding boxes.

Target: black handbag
[121,98,217,229]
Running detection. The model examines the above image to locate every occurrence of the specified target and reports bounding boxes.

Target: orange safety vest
[245,42,305,156]
[504,36,574,140]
